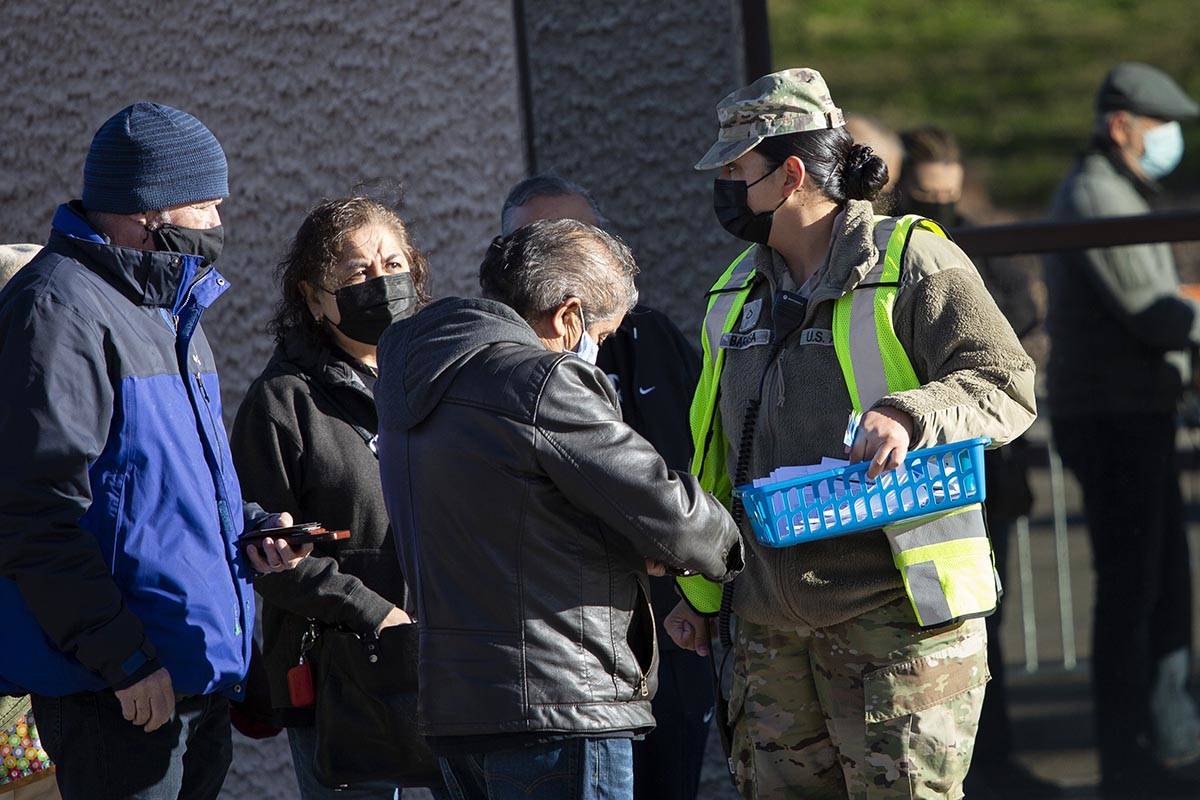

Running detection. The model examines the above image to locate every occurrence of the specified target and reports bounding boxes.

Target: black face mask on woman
[326,272,418,346]
[713,164,784,244]
[151,223,225,267]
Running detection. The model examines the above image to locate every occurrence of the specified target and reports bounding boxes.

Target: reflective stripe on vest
[832,214,997,627]
[832,216,923,412]
[689,246,756,491]
[677,246,755,614]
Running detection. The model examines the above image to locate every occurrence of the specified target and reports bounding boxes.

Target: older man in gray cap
[1045,62,1200,798]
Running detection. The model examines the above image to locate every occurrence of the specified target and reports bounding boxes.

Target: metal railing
[951,208,1200,258]
[1012,440,1079,673]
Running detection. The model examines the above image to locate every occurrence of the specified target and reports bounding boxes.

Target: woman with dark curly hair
[231,197,443,799]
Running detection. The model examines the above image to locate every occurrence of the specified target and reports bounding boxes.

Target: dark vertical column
[741,0,774,81]
[511,0,538,176]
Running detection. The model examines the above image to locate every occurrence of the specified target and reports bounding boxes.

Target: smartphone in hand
[241,523,350,549]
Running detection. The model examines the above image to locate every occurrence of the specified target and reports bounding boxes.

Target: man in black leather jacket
[501,174,714,800]
[375,219,743,800]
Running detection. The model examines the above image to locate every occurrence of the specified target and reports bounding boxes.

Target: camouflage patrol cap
[695,68,846,171]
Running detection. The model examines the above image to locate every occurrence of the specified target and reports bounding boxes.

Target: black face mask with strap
[151,223,225,267]
[713,164,784,244]
[326,272,419,346]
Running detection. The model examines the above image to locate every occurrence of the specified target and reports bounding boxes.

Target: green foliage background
[768,0,1200,210]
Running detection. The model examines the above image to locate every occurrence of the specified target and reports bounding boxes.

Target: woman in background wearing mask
[894,125,966,230]
[231,197,441,799]
[668,68,1037,799]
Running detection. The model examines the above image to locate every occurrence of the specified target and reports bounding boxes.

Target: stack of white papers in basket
[752,456,961,533]
[752,457,853,489]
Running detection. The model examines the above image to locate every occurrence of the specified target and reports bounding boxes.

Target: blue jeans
[439,738,633,800]
[287,726,451,800]
[30,692,231,800]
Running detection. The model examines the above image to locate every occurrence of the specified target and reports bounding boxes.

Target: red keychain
[287,624,317,708]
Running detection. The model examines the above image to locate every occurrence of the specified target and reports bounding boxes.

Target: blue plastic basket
[735,438,990,548]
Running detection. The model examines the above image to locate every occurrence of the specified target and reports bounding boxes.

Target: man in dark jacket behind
[375,219,743,800]
[1045,63,1200,798]
[500,174,712,800]
[0,103,301,800]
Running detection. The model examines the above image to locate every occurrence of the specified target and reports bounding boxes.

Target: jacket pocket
[622,575,658,701]
[419,629,525,731]
[862,619,988,723]
[92,465,132,570]
[860,619,989,797]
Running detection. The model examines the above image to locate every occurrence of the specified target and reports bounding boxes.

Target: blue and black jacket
[0,202,263,698]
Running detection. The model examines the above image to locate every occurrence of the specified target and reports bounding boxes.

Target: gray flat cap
[1096,62,1198,121]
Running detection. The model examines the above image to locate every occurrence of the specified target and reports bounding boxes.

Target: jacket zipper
[630,579,655,699]
[196,371,211,403]
[177,285,247,642]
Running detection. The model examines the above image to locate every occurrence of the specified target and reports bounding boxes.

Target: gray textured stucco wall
[1,1,751,796]
[0,2,524,798]
[521,0,748,338]
[0,0,525,424]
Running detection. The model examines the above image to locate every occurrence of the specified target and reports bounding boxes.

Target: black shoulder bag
[301,375,441,789]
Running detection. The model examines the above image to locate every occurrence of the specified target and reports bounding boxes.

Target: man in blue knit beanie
[0,103,308,800]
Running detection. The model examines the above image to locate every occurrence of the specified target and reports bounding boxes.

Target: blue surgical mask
[572,307,600,365]
[1140,121,1185,180]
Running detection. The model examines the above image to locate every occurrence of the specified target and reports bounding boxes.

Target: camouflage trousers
[729,599,989,800]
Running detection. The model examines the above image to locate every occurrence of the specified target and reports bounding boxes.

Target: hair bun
[843,143,889,201]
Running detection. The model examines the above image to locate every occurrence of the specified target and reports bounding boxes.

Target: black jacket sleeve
[533,356,743,582]
[596,307,700,472]
[230,390,395,635]
[0,290,159,688]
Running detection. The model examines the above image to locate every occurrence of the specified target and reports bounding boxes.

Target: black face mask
[713,165,783,244]
[327,272,418,346]
[151,223,224,267]
[897,199,960,230]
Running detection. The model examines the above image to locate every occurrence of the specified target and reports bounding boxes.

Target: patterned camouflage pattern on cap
[728,600,988,799]
[695,68,846,170]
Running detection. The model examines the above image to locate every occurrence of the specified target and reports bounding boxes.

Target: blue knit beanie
[82,102,228,214]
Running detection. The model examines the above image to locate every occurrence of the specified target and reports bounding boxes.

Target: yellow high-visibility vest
[678,215,999,627]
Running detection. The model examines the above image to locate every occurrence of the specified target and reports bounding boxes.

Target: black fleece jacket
[231,329,406,726]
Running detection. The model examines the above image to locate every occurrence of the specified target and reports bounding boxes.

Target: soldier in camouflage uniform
[667,68,1035,799]
[730,601,987,798]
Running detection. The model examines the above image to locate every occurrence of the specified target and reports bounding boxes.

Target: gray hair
[500,174,607,235]
[479,218,638,323]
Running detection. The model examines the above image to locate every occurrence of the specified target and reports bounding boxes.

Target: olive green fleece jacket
[718,200,1037,629]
